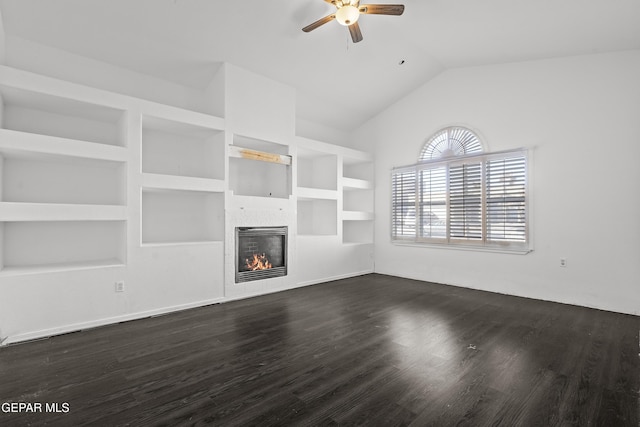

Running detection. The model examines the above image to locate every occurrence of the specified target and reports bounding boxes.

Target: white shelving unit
[0,62,379,346]
[0,85,126,147]
[296,146,338,236]
[141,114,225,180]
[297,147,338,191]
[139,114,226,246]
[341,152,374,245]
[0,63,374,278]
[0,72,128,274]
[2,220,126,273]
[229,134,291,199]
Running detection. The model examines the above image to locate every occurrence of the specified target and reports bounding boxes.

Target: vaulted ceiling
[1,0,639,131]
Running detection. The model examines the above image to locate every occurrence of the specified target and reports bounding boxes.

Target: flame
[245,253,272,271]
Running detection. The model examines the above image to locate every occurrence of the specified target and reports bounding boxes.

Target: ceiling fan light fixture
[335,5,360,26]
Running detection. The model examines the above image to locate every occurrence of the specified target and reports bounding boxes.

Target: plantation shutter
[419,167,447,239]
[391,169,416,238]
[486,155,527,242]
[392,131,529,252]
[449,162,483,240]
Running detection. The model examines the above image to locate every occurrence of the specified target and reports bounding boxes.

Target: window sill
[391,240,532,255]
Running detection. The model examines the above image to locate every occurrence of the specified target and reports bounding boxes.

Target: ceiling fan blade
[348,21,363,43]
[358,4,404,15]
[302,14,336,32]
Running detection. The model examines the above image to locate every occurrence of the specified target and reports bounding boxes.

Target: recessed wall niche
[1,220,126,273]
[0,85,125,146]
[297,148,337,191]
[1,152,125,206]
[141,115,225,180]
[229,134,291,199]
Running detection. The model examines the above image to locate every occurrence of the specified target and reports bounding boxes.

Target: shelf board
[342,177,373,191]
[142,112,224,134]
[0,258,125,276]
[140,240,223,248]
[0,202,127,221]
[0,128,127,163]
[141,173,225,193]
[0,65,225,128]
[297,187,339,200]
[342,211,374,221]
[341,241,374,246]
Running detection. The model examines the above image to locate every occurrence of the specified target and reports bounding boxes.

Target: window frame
[391,148,531,253]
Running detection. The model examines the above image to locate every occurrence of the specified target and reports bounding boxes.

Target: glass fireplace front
[235,226,287,283]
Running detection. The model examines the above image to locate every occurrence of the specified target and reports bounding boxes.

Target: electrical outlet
[560,258,567,267]
[115,281,125,292]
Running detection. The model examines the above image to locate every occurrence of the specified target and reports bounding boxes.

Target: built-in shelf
[297,148,337,191]
[0,220,126,273]
[0,203,126,222]
[0,259,125,277]
[0,150,125,206]
[0,65,225,131]
[343,154,374,182]
[141,189,224,245]
[0,64,378,281]
[342,177,373,191]
[340,152,374,245]
[297,187,338,200]
[141,115,225,180]
[141,173,225,193]
[0,128,128,162]
[0,84,126,147]
[343,186,373,212]
[229,134,291,199]
[342,211,374,221]
[0,69,131,275]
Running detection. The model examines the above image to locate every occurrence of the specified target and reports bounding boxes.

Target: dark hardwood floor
[1,273,638,426]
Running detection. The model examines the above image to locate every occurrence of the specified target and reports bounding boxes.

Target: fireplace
[235,226,287,283]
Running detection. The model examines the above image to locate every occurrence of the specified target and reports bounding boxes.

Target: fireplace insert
[235,226,287,283]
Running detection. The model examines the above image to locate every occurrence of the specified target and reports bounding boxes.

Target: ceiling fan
[302,0,404,43]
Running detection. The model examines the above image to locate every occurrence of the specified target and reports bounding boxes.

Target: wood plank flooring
[1,273,638,426]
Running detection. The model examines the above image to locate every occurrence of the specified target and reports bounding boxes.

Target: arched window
[419,126,483,161]
[391,126,530,252]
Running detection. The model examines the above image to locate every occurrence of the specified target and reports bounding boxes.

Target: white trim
[392,241,532,255]
[295,270,372,288]
[2,297,225,346]
[391,148,531,249]
[1,272,374,347]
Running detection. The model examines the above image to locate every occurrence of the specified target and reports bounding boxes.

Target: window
[391,127,529,252]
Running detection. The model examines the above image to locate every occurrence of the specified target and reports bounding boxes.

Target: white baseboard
[2,272,376,346]
[296,270,373,287]
[3,297,225,346]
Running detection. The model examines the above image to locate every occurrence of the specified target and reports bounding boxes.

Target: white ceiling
[1,0,639,131]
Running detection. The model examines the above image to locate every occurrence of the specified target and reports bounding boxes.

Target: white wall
[224,62,296,142]
[353,50,640,315]
[296,117,353,148]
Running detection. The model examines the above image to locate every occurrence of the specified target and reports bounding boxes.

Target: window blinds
[486,156,527,243]
[391,169,416,238]
[391,149,528,250]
